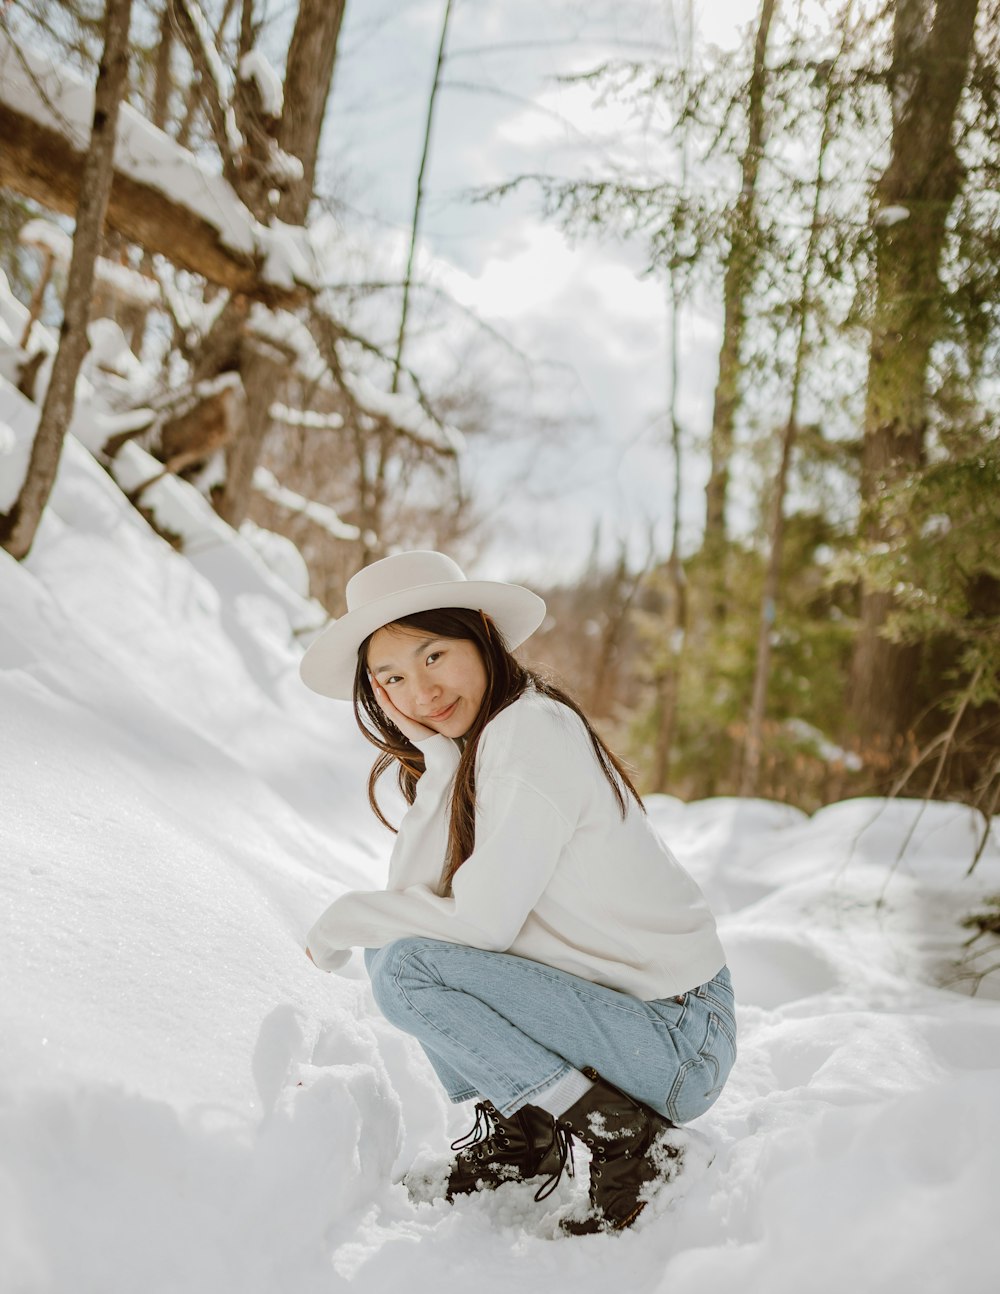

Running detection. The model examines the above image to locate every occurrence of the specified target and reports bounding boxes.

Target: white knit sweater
[307,689,726,1000]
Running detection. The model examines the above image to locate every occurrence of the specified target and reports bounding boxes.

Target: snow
[343,370,465,456]
[0,379,39,512]
[248,302,327,384]
[16,217,161,316]
[874,205,911,228]
[255,220,320,292]
[239,50,285,120]
[2,409,1000,1289]
[271,403,345,432]
[159,275,231,340]
[266,140,306,188]
[253,465,362,543]
[244,303,459,455]
[84,318,149,385]
[17,219,73,263]
[784,717,864,771]
[239,518,313,600]
[0,268,55,384]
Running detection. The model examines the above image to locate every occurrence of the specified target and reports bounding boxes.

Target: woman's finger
[369,675,435,742]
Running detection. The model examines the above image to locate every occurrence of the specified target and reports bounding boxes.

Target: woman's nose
[414,676,441,705]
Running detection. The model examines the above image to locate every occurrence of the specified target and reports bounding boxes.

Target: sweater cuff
[307,946,352,973]
[413,732,462,776]
[305,921,353,972]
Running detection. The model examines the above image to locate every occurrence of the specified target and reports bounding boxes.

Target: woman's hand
[369,675,437,744]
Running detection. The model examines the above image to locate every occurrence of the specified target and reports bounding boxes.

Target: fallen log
[0,32,310,310]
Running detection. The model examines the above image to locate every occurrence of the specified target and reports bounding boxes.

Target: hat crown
[346,550,467,613]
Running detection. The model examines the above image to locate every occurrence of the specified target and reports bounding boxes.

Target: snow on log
[0,31,314,308]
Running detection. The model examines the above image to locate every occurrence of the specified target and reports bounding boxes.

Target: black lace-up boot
[556,1067,684,1234]
[444,1100,562,1199]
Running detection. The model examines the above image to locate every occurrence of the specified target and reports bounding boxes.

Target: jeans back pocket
[665,987,737,1123]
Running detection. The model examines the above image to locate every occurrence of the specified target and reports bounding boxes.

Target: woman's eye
[426,651,442,665]
[385,675,402,685]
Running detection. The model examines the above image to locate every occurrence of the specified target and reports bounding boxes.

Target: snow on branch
[270,404,345,432]
[247,304,326,381]
[174,0,244,164]
[157,272,230,341]
[306,302,464,458]
[249,304,461,455]
[342,370,464,456]
[255,220,316,292]
[253,466,362,542]
[238,50,284,120]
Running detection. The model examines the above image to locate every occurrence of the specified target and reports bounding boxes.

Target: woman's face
[367,624,488,739]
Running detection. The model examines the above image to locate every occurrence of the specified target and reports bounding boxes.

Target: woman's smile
[425,699,458,722]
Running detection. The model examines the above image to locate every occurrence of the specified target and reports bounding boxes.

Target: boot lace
[532,1123,576,1202]
[450,1101,498,1155]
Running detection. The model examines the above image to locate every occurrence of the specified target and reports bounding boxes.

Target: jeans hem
[495,1061,571,1119]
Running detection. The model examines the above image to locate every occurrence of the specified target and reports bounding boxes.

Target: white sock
[531,1067,595,1118]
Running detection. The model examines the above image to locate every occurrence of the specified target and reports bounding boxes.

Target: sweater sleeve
[305,770,577,971]
[306,733,460,971]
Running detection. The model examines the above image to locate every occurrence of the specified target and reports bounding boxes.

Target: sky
[312,0,769,581]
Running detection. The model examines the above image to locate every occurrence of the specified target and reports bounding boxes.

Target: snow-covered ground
[2,369,999,1294]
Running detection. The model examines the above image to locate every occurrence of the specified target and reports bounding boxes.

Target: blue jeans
[365,938,737,1123]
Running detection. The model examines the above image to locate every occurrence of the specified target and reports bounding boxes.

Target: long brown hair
[352,607,644,893]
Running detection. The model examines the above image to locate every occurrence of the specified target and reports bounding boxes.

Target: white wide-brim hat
[300,550,547,700]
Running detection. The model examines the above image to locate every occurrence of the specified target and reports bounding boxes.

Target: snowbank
[2,381,999,1292]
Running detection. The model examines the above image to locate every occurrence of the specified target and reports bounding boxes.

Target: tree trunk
[213,342,283,525]
[393,0,455,393]
[849,0,980,757]
[277,0,347,224]
[701,0,776,620]
[651,271,689,793]
[651,4,696,792]
[0,0,135,560]
[588,544,645,719]
[125,1,174,356]
[651,552,686,793]
[741,20,841,797]
[208,0,348,528]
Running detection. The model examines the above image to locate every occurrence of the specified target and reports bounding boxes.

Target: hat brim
[299,579,547,700]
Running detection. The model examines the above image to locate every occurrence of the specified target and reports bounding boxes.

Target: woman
[302,550,736,1234]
